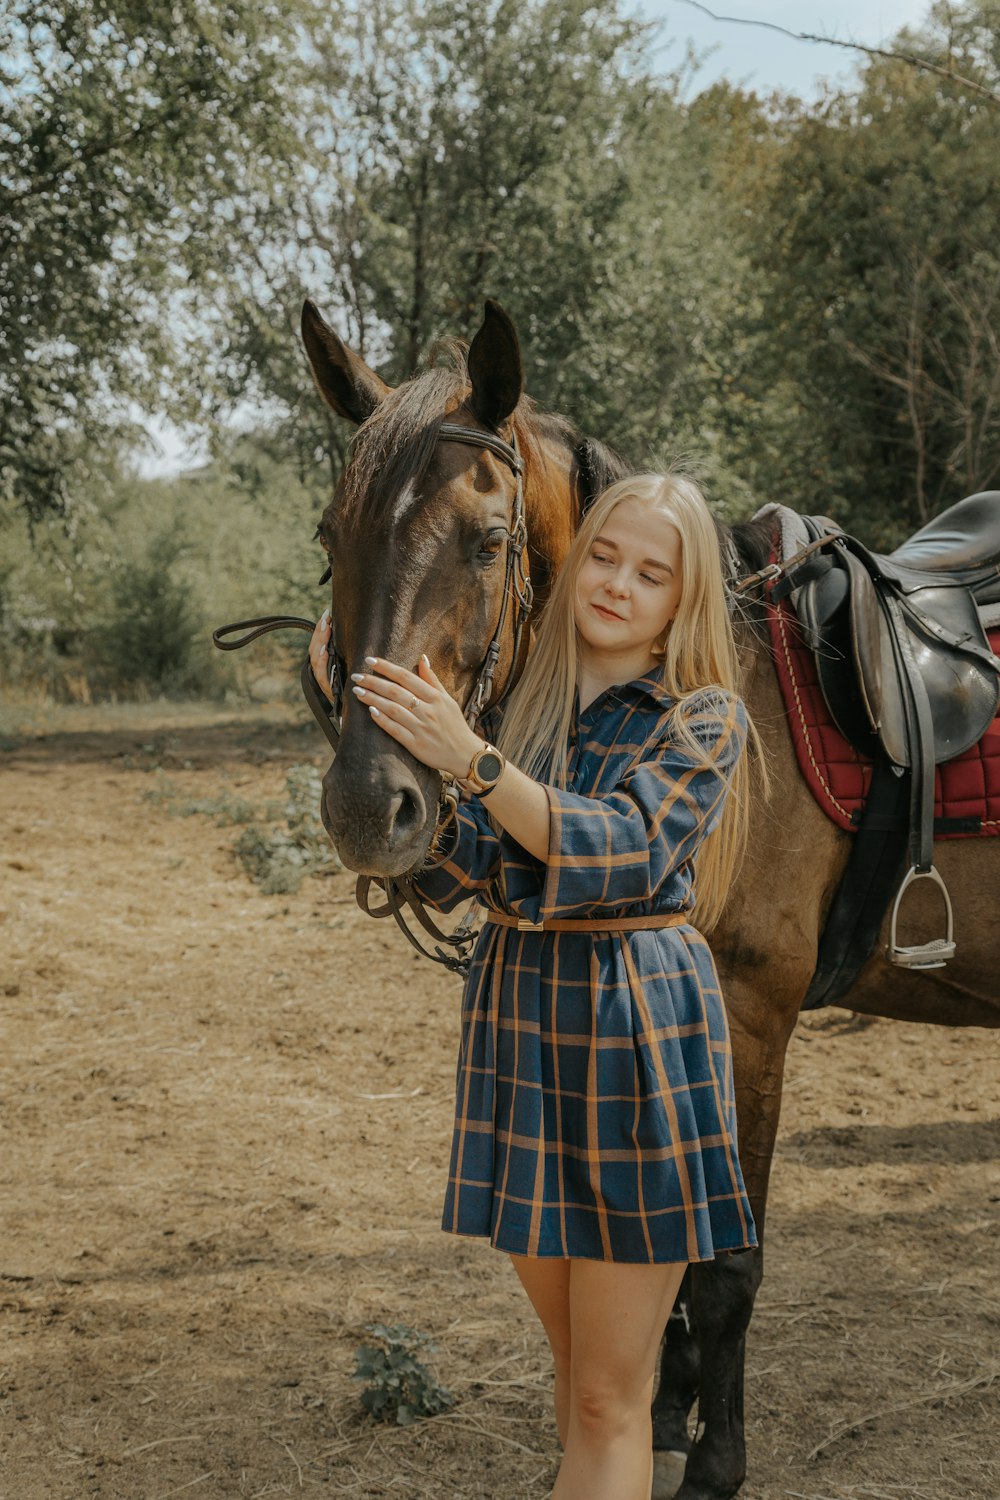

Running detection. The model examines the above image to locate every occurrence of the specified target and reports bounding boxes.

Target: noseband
[212,419,534,977]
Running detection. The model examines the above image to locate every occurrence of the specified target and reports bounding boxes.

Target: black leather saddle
[775,490,1000,978]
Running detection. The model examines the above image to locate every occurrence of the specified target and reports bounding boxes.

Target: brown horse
[300,299,1000,1500]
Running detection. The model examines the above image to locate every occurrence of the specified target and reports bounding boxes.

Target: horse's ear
[301,300,391,426]
[575,437,631,513]
[467,300,523,430]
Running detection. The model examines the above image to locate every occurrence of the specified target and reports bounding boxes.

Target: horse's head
[302,299,550,877]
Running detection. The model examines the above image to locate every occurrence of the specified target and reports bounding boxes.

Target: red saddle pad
[767,597,1000,838]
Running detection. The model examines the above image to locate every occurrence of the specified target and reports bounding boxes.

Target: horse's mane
[729,514,773,573]
[334,345,629,533]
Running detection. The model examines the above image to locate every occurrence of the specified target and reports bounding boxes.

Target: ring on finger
[409,693,419,712]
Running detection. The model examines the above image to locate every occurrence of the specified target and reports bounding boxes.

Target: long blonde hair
[495,473,760,930]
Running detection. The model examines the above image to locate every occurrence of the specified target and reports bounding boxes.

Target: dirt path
[1,703,998,1500]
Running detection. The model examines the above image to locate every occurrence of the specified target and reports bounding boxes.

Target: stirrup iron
[888,864,956,969]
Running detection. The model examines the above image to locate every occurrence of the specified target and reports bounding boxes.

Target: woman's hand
[352,655,483,780]
[309,611,336,704]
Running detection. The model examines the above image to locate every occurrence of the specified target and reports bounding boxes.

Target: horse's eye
[477,528,506,563]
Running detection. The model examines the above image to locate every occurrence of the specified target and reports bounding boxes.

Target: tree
[725,1,1000,542]
[0,0,309,522]
[220,0,758,485]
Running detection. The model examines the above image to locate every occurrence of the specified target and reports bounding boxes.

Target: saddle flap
[845,550,1000,766]
[843,549,894,749]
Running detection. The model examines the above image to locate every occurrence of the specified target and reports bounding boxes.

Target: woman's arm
[536,698,747,919]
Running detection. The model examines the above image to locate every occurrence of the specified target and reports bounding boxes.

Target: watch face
[476,750,504,784]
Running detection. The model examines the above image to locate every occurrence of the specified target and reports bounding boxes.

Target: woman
[310,473,758,1500]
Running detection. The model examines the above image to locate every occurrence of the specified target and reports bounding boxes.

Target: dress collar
[630,662,675,708]
[577,661,675,718]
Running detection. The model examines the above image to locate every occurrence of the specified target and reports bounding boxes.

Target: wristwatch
[464,742,506,797]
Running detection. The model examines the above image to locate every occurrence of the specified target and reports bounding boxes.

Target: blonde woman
[310,474,757,1500]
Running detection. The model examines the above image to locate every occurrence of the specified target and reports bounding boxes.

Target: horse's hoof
[652,1449,688,1500]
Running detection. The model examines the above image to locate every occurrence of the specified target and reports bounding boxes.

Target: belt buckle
[516,917,543,932]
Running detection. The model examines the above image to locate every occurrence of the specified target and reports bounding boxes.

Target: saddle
[773,491,1000,978]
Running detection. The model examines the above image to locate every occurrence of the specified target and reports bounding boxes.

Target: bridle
[439,423,533,724]
[213,419,533,977]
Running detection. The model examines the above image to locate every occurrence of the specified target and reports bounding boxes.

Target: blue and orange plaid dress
[412,669,757,1264]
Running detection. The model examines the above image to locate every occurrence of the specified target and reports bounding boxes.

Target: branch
[674,1,1000,105]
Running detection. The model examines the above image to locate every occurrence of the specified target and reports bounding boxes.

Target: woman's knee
[570,1371,653,1443]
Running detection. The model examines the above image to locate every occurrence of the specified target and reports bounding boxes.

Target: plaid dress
[412,669,757,1264]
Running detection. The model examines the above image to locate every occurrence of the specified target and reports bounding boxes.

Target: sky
[642,0,935,97]
[140,0,937,477]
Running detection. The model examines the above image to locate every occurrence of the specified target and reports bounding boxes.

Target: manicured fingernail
[350,672,364,682]
[352,686,366,698]
[321,608,330,623]
[365,656,378,666]
[421,654,430,666]
[369,705,380,717]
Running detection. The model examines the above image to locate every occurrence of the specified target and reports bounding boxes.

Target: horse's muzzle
[320,753,435,877]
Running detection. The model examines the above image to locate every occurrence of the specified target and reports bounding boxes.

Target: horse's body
[300,300,1000,1500]
[653,552,1000,1498]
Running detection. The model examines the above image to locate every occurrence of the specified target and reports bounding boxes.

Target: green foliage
[0,434,327,700]
[353,1324,455,1426]
[92,533,210,696]
[723,1,1000,542]
[222,0,708,477]
[234,764,341,894]
[140,778,268,826]
[0,0,310,522]
[5,0,1000,598]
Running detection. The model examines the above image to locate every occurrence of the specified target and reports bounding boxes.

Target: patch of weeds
[122,735,181,771]
[141,776,269,826]
[353,1323,455,1426]
[234,763,340,895]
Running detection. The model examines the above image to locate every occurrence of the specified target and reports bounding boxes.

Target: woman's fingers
[357,656,478,778]
[418,653,445,690]
[352,680,420,722]
[351,665,432,713]
[309,611,336,704]
[360,655,433,701]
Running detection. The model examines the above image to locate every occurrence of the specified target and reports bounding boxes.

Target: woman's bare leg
[555,1259,686,1500]
[509,1255,572,1446]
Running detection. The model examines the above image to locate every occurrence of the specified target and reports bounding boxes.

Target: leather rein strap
[212,421,532,978]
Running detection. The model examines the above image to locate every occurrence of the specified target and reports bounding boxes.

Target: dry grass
[1,701,998,1500]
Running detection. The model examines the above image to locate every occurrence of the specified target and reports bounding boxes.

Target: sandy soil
[1,701,998,1500]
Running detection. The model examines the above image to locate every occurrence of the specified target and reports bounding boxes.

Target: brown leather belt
[484,911,689,933]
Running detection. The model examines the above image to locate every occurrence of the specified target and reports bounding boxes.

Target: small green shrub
[353,1324,455,1426]
[91,531,218,697]
[141,778,267,825]
[234,763,340,894]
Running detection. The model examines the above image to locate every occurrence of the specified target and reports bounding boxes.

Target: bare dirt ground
[2,701,998,1500]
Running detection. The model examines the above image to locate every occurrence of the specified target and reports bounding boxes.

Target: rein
[213,420,532,979]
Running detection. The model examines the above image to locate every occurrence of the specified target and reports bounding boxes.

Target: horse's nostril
[388,785,425,844]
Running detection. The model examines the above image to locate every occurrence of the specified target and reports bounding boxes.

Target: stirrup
[887,865,956,969]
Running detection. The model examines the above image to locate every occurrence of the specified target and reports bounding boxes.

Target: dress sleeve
[538,695,747,920]
[408,799,502,913]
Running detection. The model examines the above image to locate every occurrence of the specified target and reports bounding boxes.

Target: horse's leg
[651,1271,699,1496]
[666,986,801,1500]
